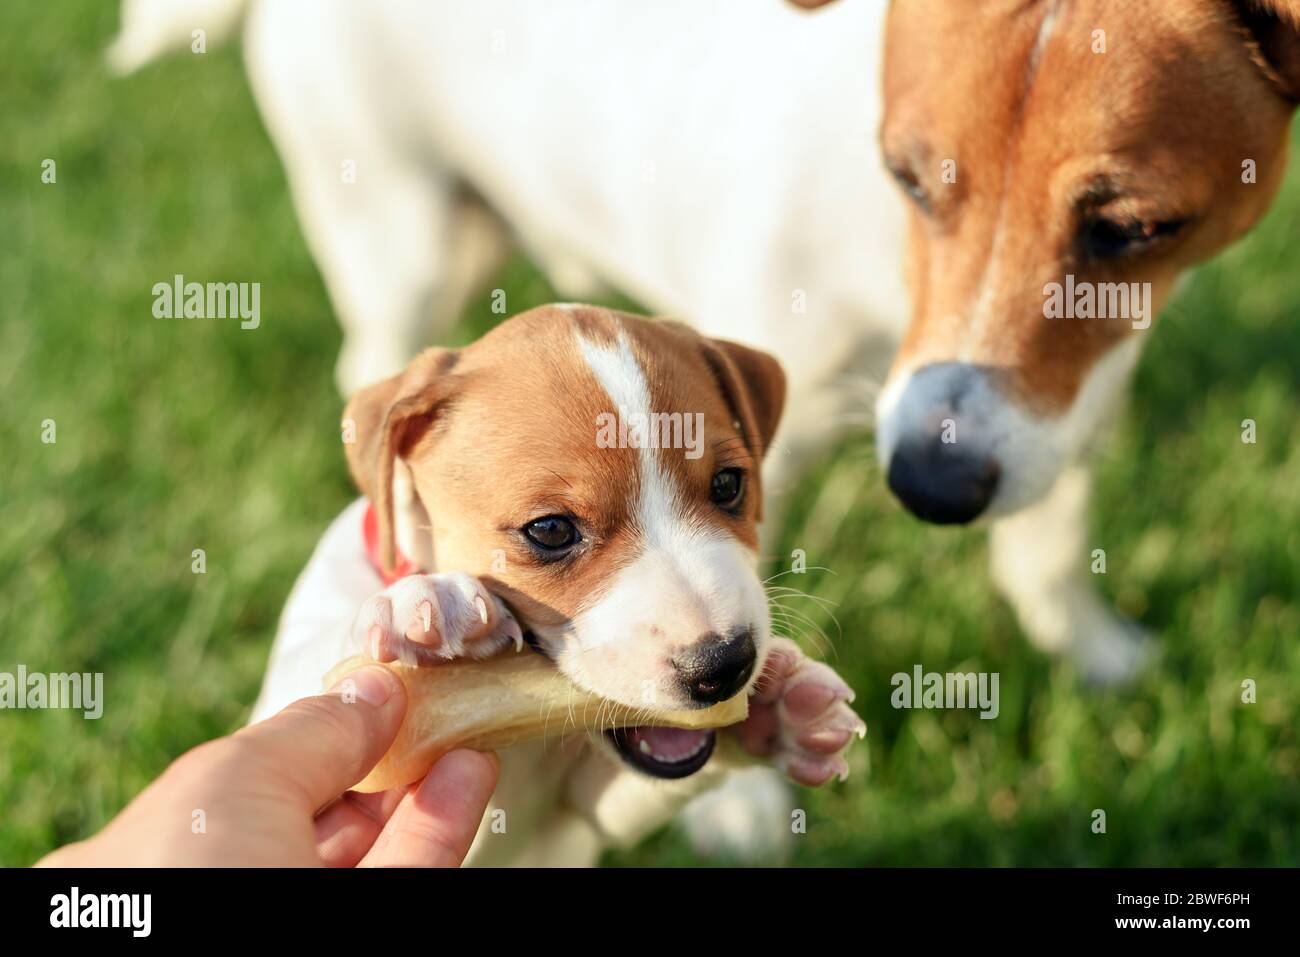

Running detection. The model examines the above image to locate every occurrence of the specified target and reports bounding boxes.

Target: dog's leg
[677,766,802,862]
[990,464,1154,684]
[287,162,479,396]
[243,7,509,395]
[565,750,733,855]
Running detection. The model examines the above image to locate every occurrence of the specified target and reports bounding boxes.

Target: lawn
[1,2,1297,867]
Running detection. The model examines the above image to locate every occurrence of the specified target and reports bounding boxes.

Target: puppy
[251,305,864,866]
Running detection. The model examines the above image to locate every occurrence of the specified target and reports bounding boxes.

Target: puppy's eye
[1079,216,1187,260]
[710,468,745,511]
[523,516,580,552]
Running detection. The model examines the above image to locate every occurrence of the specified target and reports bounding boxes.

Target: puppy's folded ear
[342,348,459,573]
[701,338,787,464]
[1231,0,1300,102]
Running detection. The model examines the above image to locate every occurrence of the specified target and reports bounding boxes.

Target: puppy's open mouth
[605,726,716,779]
[524,629,720,778]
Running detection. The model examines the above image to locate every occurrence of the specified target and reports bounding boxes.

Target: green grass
[2,3,1297,867]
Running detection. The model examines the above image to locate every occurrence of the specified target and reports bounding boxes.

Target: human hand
[37,665,499,867]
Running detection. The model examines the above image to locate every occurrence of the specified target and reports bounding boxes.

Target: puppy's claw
[353,572,519,666]
[503,615,525,653]
[820,707,868,739]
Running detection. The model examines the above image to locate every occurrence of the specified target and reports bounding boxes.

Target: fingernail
[436,748,501,785]
[330,664,397,706]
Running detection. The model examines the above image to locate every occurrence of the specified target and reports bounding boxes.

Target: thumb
[235,665,408,812]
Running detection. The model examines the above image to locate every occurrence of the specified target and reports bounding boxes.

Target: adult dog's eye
[523,516,580,552]
[710,468,745,510]
[1079,217,1186,260]
[887,162,931,212]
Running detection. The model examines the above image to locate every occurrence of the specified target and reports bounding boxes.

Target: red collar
[362,501,418,585]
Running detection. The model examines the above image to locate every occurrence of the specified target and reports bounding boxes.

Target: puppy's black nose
[673,629,756,704]
[887,437,1000,525]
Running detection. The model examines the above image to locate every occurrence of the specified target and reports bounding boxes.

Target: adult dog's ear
[1231,0,1300,102]
[701,337,787,468]
[342,348,459,573]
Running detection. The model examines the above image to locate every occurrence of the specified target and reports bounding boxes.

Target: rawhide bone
[323,651,749,793]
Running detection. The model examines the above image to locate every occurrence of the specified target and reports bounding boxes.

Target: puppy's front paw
[728,637,865,787]
[353,572,523,666]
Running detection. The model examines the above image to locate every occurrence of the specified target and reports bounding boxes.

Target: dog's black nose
[887,437,1000,525]
[673,629,756,704]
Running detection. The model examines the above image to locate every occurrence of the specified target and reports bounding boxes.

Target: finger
[314,788,407,867]
[359,750,500,868]
[232,665,407,813]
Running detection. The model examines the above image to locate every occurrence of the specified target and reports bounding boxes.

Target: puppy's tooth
[638,739,653,756]
[420,600,433,635]
[474,595,489,625]
[368,624,384,660]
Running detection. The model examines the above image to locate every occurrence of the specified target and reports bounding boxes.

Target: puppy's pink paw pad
[352,572,522,666]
